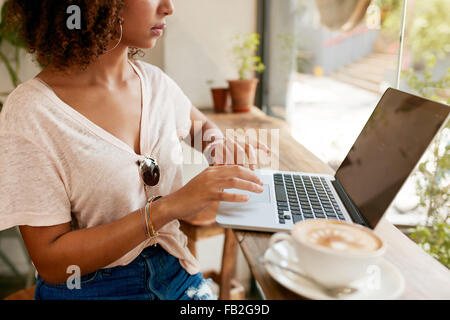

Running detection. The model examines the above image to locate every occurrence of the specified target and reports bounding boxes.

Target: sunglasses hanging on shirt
[137,157,160,187]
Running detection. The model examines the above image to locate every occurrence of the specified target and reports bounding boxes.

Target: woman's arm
[19,198,175,285]
[20,165,263,285]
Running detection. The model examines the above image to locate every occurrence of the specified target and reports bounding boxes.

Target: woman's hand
[187,107,271,170]
[162,165,264,221]
[206,134,271,170]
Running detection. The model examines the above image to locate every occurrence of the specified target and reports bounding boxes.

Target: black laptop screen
[335,88,449,228]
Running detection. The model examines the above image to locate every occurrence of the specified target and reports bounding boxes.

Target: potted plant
[228,32,265,112]
[206,79,230,113]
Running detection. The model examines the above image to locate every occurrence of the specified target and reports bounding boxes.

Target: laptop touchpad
[224,184,271,204]
[249,184,271,203]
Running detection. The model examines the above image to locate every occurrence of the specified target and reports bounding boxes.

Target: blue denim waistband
[35,244,215,300]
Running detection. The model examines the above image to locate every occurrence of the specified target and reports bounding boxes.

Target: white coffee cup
[269,219,386,287]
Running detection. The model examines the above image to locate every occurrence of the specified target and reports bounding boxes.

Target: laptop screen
[335,88,449,228]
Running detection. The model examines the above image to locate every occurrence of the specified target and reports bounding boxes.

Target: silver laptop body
[216,88,450,232]
[217,169,351,232]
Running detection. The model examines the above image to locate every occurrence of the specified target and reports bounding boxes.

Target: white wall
[141,35,165,70]
[0,0,41,97]
[0,47,40,92]
[162,0,258,109]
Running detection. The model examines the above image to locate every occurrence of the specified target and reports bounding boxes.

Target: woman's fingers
[226,137,257,169]
[231,136,270,168]
[219,165,263,186]
[211,138,233,165]
[216,138,245,166]
[211,140,225,165]
[223,138,236,165]
[240,133,271,154]
[216,191,250,202]
[215,174,266,203]
[199,165,266,203]
[209,135,271,168]
[244,142,257,170]
[233,141,247,166]
[258,141,271,154]
[221,176,264,193]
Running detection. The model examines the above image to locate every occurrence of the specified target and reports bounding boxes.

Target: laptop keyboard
[273,173,346,224]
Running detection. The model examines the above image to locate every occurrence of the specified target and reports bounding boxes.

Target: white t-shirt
[0,59,200,274]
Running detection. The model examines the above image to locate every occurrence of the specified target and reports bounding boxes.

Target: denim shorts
[34,244,217,300]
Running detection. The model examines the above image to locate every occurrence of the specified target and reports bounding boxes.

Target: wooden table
[202,106,450,300]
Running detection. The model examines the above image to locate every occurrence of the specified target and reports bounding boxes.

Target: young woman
[0,0,269,300]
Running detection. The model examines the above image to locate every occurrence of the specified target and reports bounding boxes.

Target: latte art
[294,220,382,253]
[278,219,385,287]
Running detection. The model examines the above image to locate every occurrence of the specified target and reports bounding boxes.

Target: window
[261,0,449,266]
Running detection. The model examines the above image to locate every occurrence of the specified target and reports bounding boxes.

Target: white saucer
[264,240,405,300]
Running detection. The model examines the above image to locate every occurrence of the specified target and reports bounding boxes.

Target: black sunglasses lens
[139,158,160,186]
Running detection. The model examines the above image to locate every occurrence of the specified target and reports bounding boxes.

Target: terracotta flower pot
[227,78,259,113]
[210,87,230,113]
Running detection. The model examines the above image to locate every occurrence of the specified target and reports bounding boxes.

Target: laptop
[216,88,449,232]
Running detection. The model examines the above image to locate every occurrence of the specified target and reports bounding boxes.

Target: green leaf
[231,32,265,79]
[410,222,450,268]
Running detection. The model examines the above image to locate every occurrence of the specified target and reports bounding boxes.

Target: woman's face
[120,0,174,49]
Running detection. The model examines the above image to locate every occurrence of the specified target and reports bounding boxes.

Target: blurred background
[0,0,448,299]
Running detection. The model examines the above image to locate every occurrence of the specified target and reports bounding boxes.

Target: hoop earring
[105,23,123,53]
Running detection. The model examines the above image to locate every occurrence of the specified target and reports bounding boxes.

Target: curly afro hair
[4,0,144,72]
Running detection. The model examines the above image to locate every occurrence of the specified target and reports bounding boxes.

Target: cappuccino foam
[293,220,382,253]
